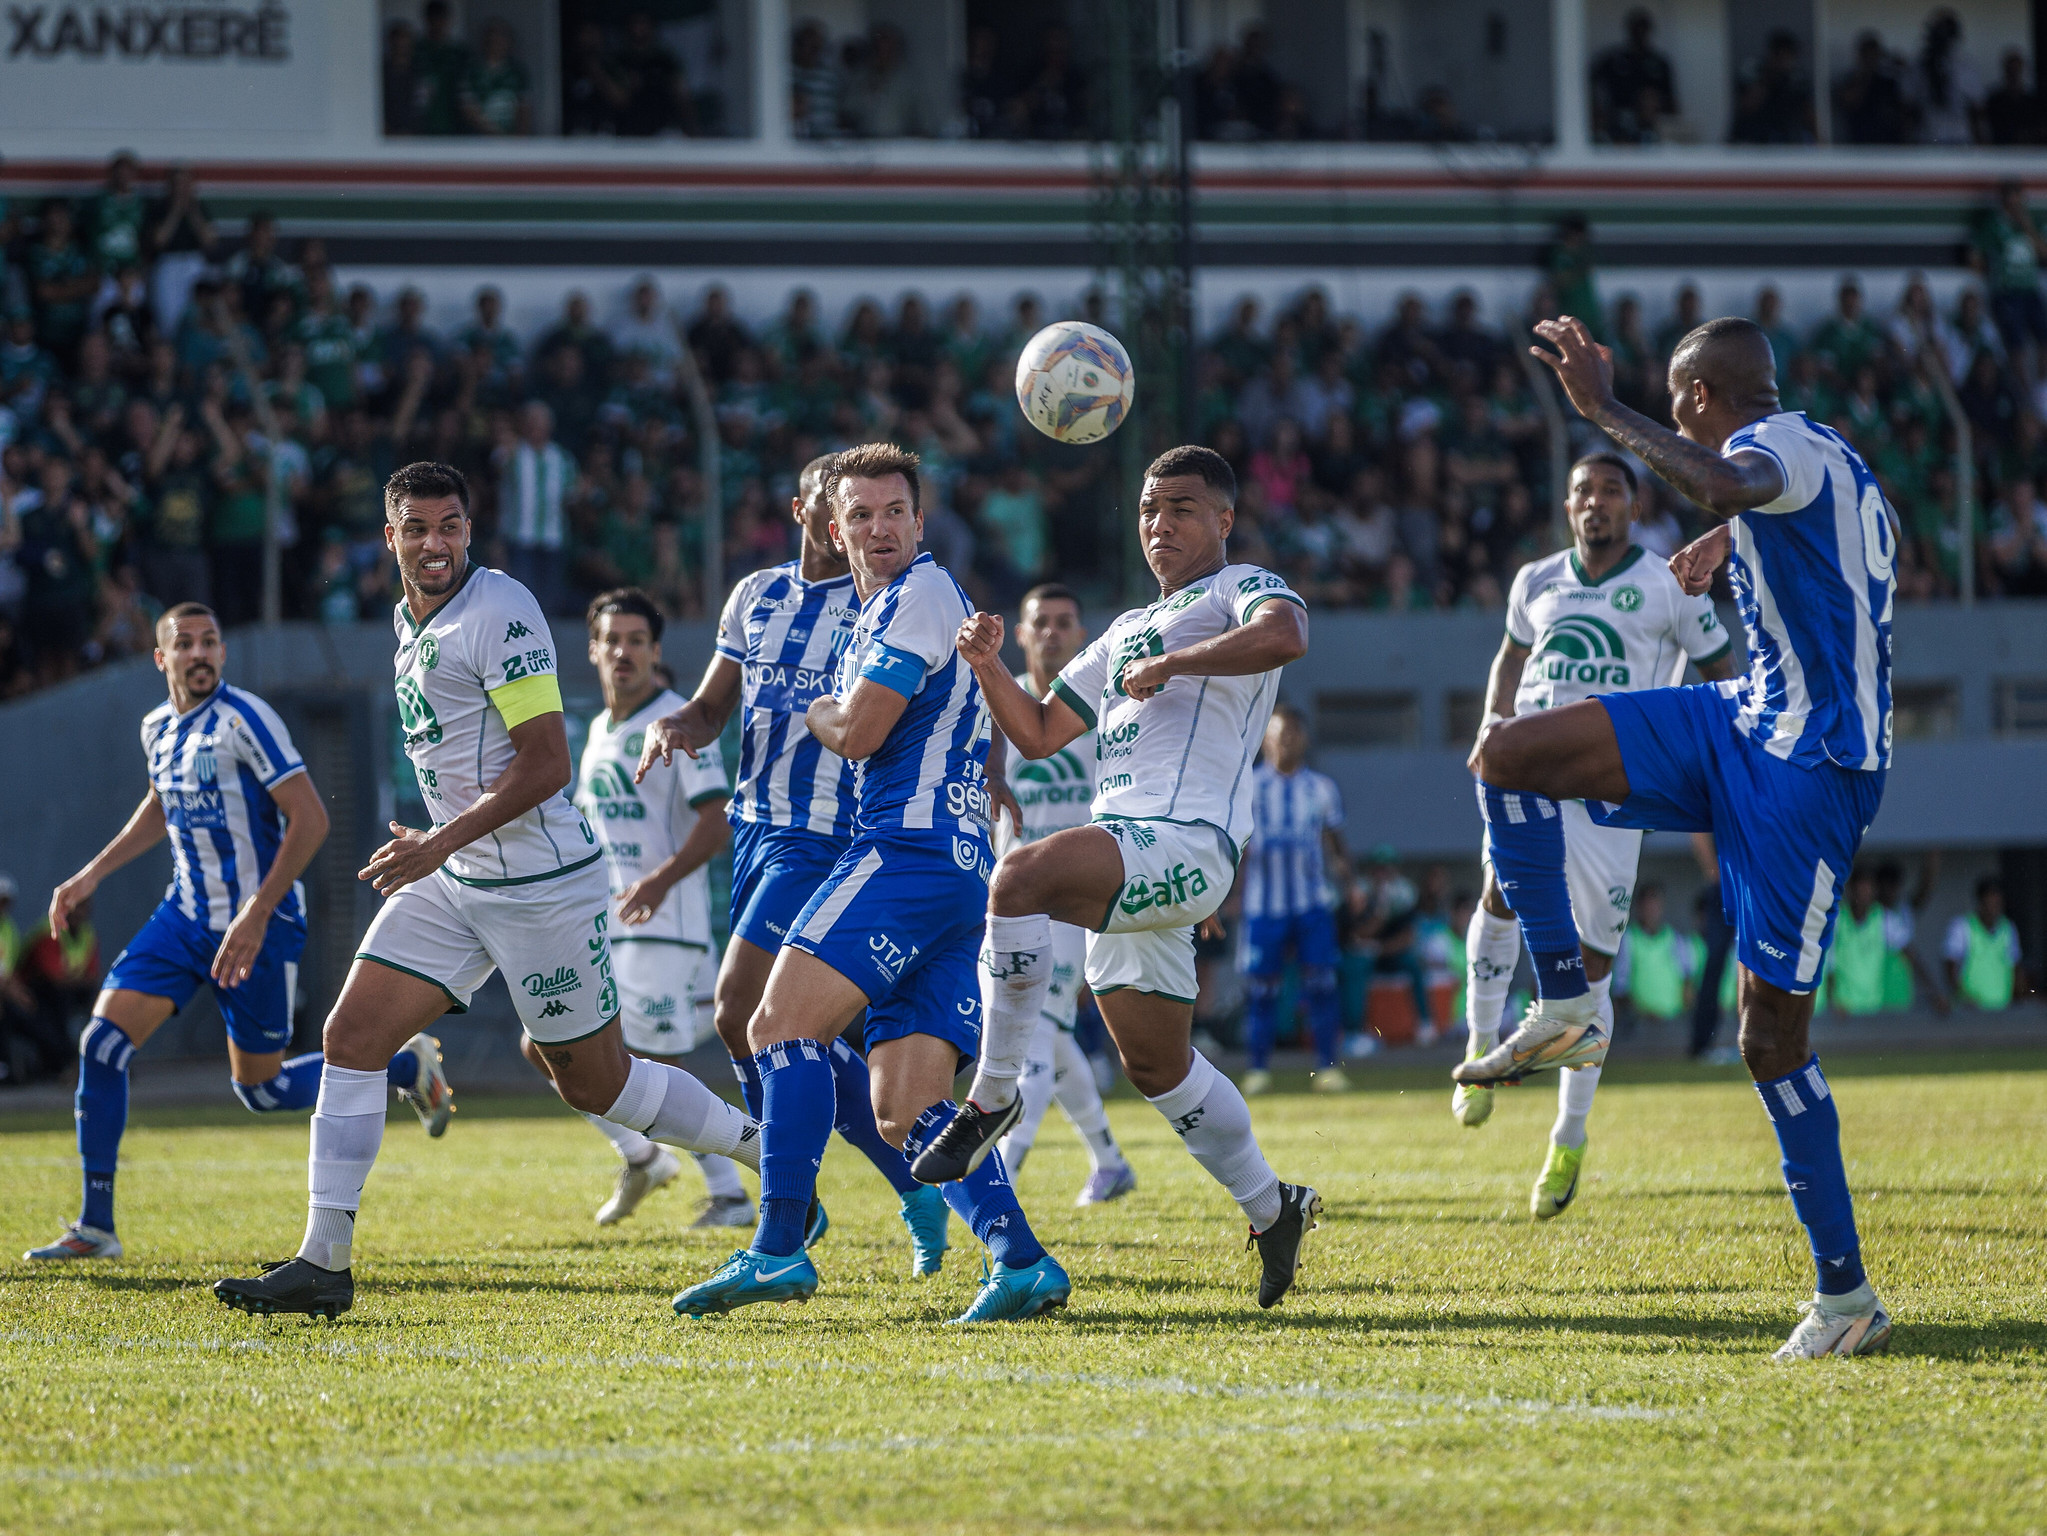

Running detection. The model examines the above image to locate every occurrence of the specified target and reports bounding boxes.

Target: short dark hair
[1977,875,2005,901]
[587,587,665,643]
[1270,701,1309,730]
[384,461,471,523]
[1020,582,1081,618]
[827,442,921,513]
[1571,451,1638,495]
[1669,316,1778,405]
[1145,444,1236,503]
[798,452,836,503]
[156,601,217,643]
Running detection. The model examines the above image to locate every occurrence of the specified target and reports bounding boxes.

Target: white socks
[1052,1029,1126,1174]
[969,912,1054,1110]
[586,1107,748,1198]
[603,1056,762,1171]
[299,1064,388,1271]
[1145,1049,1282,1229]
[1552,974,1613,1149]
[1466,904,1520,1050]
[997,1015,1061,1172]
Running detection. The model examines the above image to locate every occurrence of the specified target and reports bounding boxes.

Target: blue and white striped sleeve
[1730,418,1825,514]
[224,692,307,789]
[858,574,955,699]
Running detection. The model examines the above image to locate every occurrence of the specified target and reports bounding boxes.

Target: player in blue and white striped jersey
[26,603,450,1264]
[670,443,1068,1324]
[1470,315,1895,1359]
[636,455,952,1274]
[1239,705,1349,1093]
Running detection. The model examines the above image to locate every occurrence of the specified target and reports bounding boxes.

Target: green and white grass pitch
[3,1052,2043,1535]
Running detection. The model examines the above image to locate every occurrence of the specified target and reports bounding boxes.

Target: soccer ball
[1014,321,1135,445]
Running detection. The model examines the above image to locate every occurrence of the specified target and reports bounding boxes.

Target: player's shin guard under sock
[967,912,1054,1111]
[693,1153,747,1202]
[232,1051,325,1113]
[1244,977,1280,1070]
[826,1037,920,1194]
[1466,905,1520,1048]
[583,1111,658,1165]
[1303,968,1341,1068]
[75,1018,135,1233]
[1477,781,1587,1001]
[1145,1050,1282,1229]
[748,1041,835,1256]
[1051,1030,1125,1173]
[299,1064,388,1271]
[1756,1055,1866,1296]
[730,1054,764,1119]
[1551,976,1612,1149]
[998,1016,1060,1172]
[604,1056,762,1170]
[907,1100,1046,1269]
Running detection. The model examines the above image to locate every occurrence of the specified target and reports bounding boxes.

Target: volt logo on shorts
[1757,940,1790,960]
[1119,862,1210,917]
[524,967,582,998]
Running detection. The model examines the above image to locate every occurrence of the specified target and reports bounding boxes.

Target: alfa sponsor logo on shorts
[524,966,582,998]
[1118,861,1211,917]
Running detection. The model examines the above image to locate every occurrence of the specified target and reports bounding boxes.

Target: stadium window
[1891,680,1961,741]
[1444,689,1487,747]
[1316,691,1421,749]
[1996,678,2047,737]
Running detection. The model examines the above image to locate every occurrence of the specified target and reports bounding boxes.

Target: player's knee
[986,849,1043,917]
[713,993,751,1055]
[1473,721,1530,787]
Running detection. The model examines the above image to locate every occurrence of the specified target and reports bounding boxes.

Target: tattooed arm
[1528,317,1785,519]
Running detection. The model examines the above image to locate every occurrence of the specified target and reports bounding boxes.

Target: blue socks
[827,1038,922,1194]
[730,1054,764,1119]
[1245,978,1279,1069]
[1478,781,1588,1001]
[1756,1055,1866,1296]
[751,1040,835,1257]
[1303,969,1341,1067]
[907,1100,1046,1270]
[231,1049,417,1113]
[76,1018,136,1233]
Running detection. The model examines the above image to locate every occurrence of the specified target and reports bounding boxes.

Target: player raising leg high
[670,444,1068,1323]
[1451,453,1733,1224]
[924,446,1322,1310]
[542,589,752,1231]
[637,455,950,1274]
[986,584,1136,1206]
[1465,316,1895,1358]
[26,604,452,1263]
[214,463,760,1318]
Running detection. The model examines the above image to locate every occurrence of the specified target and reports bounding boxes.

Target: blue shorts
[104,900,307,1052]
[1590,683,1885,994]
[729,820,849,955]
[1242,909,1340,978]
[785,831,990,1060]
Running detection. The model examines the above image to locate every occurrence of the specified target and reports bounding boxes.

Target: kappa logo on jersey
[504,620,533,642]
[537,999,570,1019]
[524,966,582,998]
[1119,861,1211,917]
[417,633,440,670]
[1533,614,1631,688]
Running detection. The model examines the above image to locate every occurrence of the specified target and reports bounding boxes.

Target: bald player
[1464,315,1897,1360]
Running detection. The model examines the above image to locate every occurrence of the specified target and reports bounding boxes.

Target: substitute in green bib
[1618,884,1695,1022]
[1825,868,1894,1016]
[1945,876,2027,1010]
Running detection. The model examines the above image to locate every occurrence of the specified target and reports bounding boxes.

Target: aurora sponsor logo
[1532,614,1630,688]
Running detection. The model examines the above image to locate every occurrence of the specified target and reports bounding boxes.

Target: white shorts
[357,860,617,1044]
[610,939,715,1056]
[1480,798,1644,958]
[1044,921,1085,1033]
[1084,817,1235,1005]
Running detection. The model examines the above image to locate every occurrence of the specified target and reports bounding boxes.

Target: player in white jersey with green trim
[989,584,1137,1206]
[1455,452,1735,1218]
[546,589,755,1232]
[215,463,763,1321]
[918,446,1322,1310]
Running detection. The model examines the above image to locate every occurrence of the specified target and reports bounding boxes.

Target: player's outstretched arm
[1119,599,1308,701]
[806,678,911,763]
[362,713,573,895]
[955,611,1088,760]
[212,772,330,988]
[619,796,731,926]
[50,791,167,936]
[637,655,742,782]
[1529,317,1785,518]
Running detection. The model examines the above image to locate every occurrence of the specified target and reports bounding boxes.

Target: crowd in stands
[6,156,2047,700]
